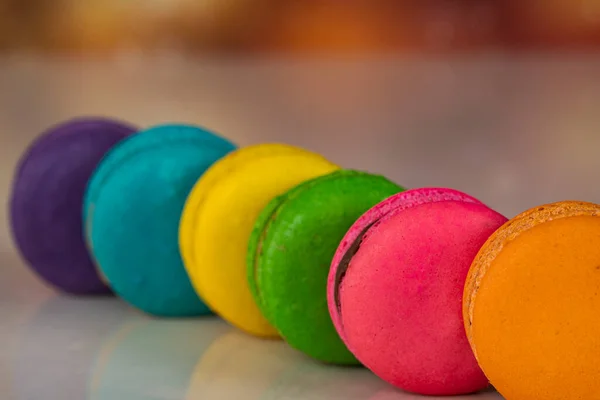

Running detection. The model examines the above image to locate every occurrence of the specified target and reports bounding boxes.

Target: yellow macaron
[179,143,338,337]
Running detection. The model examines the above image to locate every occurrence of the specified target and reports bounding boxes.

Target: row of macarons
[10,117,600,400]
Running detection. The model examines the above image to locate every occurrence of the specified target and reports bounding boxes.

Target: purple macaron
[9,117,137,295]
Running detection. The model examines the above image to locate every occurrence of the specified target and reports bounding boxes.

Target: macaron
[84,124,236,317]
[179,143,338,337]
[9,117,136,295]
[464,201,600,400]
[248,170,404,364]
[328,188,508,395]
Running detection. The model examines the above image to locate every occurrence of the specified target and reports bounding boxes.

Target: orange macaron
[464,201,600,400]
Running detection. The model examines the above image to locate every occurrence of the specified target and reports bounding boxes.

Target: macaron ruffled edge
[328,187,484,345]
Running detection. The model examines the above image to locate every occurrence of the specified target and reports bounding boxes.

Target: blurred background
[2,2,600,399]
[4,0,600,292]
[0,0,600,53]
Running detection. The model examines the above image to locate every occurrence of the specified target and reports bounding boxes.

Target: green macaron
[247,169,405,364]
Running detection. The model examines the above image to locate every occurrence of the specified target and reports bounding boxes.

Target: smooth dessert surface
[182,146,337,337]
[471,213,600,400]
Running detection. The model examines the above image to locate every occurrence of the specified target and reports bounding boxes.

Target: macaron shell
[180,144,297,322]
[340,201,507,395]
[84,126,234,209]
[179,143,317,287]
[9,117,136,295]
[464,201,600,400]
[252,170,404,364]
[328,187,484,342]
[85,124,236,316]
[246,192,287,308]
[180,144,338,337]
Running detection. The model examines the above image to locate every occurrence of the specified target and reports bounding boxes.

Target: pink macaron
[327,188,507,396]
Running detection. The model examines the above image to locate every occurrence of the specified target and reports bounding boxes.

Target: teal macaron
[84,124,236,317]
[247,169,404,364]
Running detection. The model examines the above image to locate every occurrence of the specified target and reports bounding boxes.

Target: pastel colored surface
[187,330,384,400]
[464,201,600,400]
[84,124,236,316]
[179,143,338,337]
[248,170,404,364]
[329,188,507,395]
[186,332,291,400]
[12,296,131,400]
[90,319,229,400]
[9,117,136,295]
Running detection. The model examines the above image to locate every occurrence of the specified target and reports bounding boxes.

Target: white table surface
[2,52,600,399]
